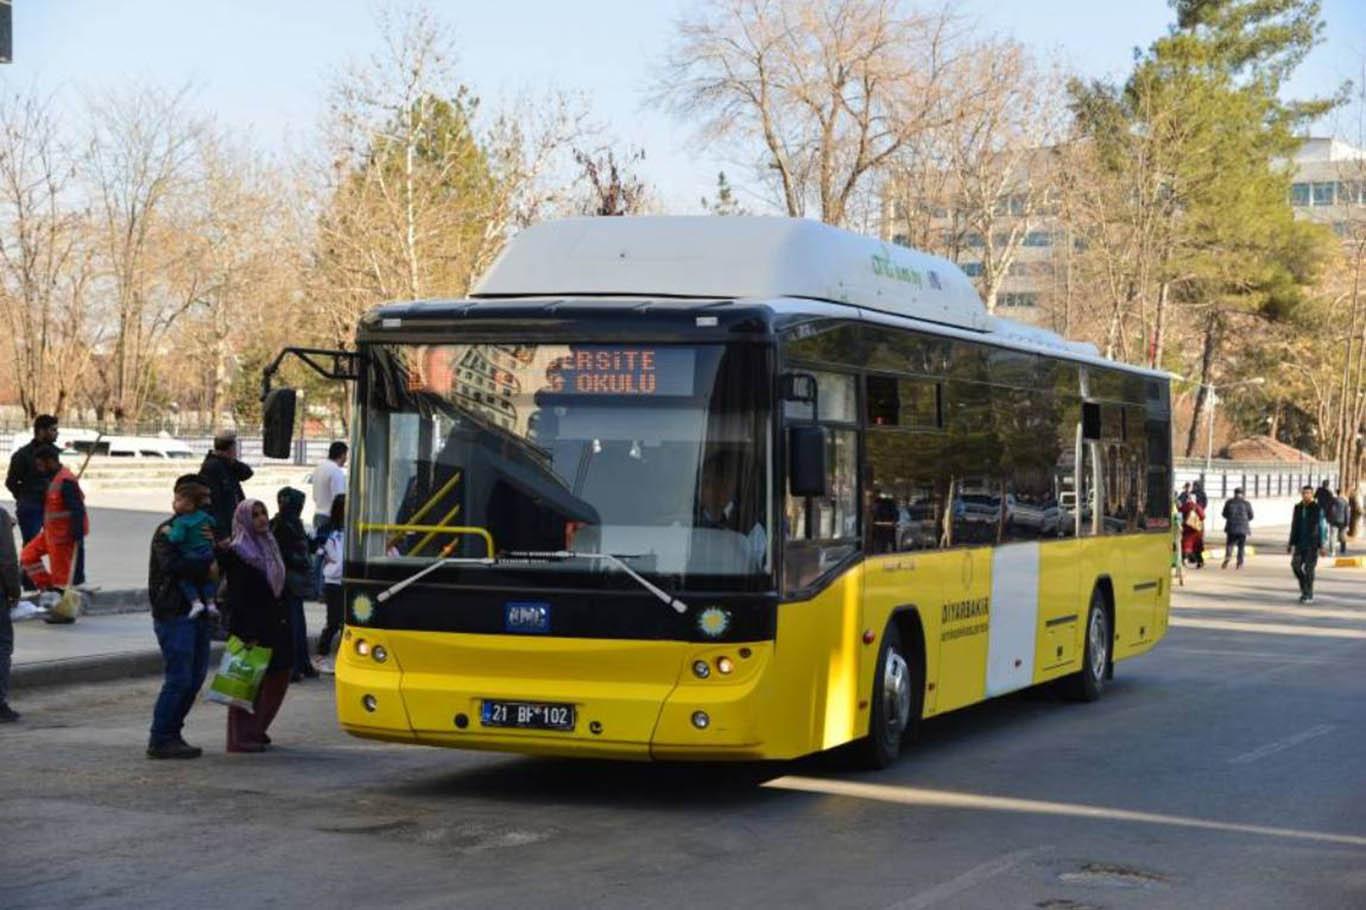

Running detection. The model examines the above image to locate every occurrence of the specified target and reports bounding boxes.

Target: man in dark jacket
[146,474,215,759]
[1191,480,1208,510]
[272,487,318,682]
[1288,485,1327,604]
[1220,488,1253,570]
[0,505,22,721]
[199,432,253,541]
[1315,480,1335,523]
[5,415,58,589]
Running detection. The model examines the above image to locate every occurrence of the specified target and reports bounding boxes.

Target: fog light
[372,644,388,663]
[355,639,370,657]
[361,694,377,713]
[716,656,734,675]
[691,711,710,729]
[691,659,710,679]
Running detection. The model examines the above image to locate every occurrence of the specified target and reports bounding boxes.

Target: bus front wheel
[1061,589,1110,702]
[857,624,918,769]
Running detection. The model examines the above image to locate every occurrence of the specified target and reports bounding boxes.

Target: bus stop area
[4,521,1364,909]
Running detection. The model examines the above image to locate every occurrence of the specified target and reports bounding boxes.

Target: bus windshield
[355,341,772,586]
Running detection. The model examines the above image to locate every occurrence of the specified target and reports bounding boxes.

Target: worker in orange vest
[19,445,88,611]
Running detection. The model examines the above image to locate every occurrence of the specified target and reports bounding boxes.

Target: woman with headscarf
[272,487,318,682]
[218,498,293,752]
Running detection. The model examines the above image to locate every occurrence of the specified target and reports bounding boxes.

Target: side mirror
[262,388,297,459]
[1081,401,1102,441]
[788,425,828,497]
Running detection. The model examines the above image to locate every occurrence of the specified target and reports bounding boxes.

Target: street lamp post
[1203,377,1267,481]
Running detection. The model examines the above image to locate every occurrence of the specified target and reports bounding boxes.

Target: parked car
[65,433,196,459]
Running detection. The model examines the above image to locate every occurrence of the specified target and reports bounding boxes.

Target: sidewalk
[11,602,328,690]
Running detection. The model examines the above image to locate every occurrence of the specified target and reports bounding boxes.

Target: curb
[1333,556,1365,568]
[11,632,325,691]
[12,588,150,623]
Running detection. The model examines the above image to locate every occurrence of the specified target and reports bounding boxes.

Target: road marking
[882,847,1047,910]
[764,776,1366,848]
[1170,617,1366,639]
[1173,602,1366,622]
[1163,647,1333,663]
[1229,724,1337,765]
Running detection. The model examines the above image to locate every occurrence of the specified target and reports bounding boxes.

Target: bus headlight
[372,644,388,663]
[691,659,710,679]
[355,639,370,657]
[691,711,710,729]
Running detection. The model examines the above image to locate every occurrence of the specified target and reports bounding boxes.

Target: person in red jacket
[19,446,88,620]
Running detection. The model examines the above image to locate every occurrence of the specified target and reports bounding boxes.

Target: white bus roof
[471,216,1100,360]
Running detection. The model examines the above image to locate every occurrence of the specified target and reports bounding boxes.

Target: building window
[1339,181,1362,205]
[1008,261,1026,277]
[961,261,983,276]
[965,232,984,247]
[1024,231,1053,247]
[1312,181,1335,206]
[998,292,1038,309]
[1291,183,1311,206]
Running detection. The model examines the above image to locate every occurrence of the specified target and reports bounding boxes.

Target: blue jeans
[150,614,212,746]
[0,594,13,704]
[16,502,42,590]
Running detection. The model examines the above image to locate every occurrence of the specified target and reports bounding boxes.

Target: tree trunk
[1184,312,1220,458]
[1150,279,1170,369]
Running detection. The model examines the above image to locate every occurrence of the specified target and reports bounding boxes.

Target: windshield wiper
[375,549,687,614]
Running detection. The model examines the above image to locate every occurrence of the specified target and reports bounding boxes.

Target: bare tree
[84,84,206,426]
[656,0,968,226]
[574,146,649,216]
[0,87,96,419]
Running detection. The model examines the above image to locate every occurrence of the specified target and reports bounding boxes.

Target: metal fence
[1173,458,1340,501]
[0,432,343,467]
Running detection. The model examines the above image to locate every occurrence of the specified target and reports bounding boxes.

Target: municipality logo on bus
[871,251,941,290]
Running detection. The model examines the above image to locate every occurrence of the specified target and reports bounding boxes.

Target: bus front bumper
[334,629,779,761]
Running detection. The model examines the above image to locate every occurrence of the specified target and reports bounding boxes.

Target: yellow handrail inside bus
[410,502,462,557]
[357,523,495,559]
[385,470,463,547]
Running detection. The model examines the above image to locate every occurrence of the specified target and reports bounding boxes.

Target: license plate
[505,601,550,634]
[480,700,576,732]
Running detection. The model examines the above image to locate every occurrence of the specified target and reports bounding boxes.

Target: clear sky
[9,0,1365,213]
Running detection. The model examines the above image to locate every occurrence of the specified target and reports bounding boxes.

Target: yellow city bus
[262,216,1172,767]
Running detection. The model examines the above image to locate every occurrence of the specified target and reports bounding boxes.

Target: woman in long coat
[1180,495,1206,569]
[219,498,293,752]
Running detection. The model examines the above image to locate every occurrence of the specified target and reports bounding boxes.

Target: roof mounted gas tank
[471,215,991,332]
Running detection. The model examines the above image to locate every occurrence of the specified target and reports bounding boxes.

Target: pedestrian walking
[1180,494,1206,568]
[1220,488,1253,569]
[1329,488,1349,555]
[19,444,88,619]
[309,441,347,597]
[1315,479,1334,524]
[0,504,23,722]
[1288,485,1328,604]
[199,432,253,542]
[1350,487,1363,540]
[146,474,216,759]
[218,499,293,753]
[271,487,318,682]
[315,494,346,673]
[5,415,58,590]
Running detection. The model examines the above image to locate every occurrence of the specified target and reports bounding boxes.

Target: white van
[66,434,197,460]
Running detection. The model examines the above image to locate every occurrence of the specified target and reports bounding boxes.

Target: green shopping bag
[205,635,272,712]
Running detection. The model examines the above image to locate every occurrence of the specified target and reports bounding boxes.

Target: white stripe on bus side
[986,542,1040,696]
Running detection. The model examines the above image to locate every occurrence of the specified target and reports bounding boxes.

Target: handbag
[1183,510,1202,533]
[205,635,273,712]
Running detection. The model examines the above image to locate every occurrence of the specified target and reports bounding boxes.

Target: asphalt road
[2,540,1363,909]
[0,503,166,590]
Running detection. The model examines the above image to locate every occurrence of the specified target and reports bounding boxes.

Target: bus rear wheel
[1060,589,1110,702]
[856,624,918,769]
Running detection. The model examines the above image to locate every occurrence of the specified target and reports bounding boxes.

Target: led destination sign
[546,346,696,396]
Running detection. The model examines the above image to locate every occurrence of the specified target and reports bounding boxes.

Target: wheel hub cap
[883,650,912,739]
